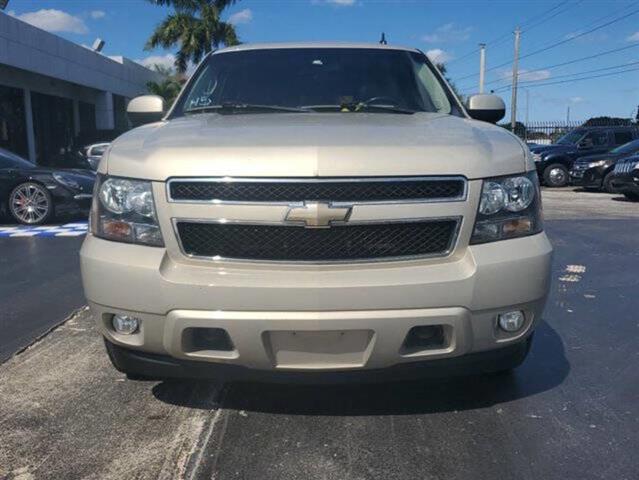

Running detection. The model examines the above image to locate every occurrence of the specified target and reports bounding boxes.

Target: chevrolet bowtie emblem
[285,202,352,228]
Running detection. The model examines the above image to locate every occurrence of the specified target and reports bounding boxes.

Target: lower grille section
[176,219,459,262]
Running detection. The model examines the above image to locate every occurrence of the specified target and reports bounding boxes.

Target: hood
[105,113,528,180]
[529,144,575,156]
[24,167,96,191]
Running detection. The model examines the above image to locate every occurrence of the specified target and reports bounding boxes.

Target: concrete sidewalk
[0,308,223,480]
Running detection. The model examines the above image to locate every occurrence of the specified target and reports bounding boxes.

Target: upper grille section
[168,177,466,203]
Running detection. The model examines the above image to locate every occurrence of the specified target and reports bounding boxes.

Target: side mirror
[465,94,506,124]
[127,95,165,127]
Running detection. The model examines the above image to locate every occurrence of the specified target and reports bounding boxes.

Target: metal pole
[525,89,530,141]
[478,43,486,94]
[566,106,571,123]
[510,28,521,132]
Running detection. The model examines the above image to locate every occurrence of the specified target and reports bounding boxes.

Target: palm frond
[146,0,241,72]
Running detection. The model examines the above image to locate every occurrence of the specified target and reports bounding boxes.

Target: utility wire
[446,0,571,66]
[517,60,639,86]
[490,65,639,92]
[472,42,639,91]
[454,5,639,83]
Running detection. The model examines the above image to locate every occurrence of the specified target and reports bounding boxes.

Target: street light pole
[478,43,486,94]
[510,27,521,133]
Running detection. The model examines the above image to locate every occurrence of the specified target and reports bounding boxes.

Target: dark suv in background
[530,126,639,187]
[570,139,639,192]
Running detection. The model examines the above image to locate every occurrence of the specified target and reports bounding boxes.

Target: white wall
[0,12,161,99]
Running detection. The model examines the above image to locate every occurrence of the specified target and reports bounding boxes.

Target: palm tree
[146,65,186,107]
[146,0,240,73]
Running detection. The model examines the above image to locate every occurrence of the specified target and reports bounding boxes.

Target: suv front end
[80,44,552,381]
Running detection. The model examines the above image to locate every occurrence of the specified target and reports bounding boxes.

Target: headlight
[471,172,542,244]
[91,175,164,247]
[587,160,607,168]
[53,172,81,190]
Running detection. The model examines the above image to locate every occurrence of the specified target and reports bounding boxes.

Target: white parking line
[0,222,88,238]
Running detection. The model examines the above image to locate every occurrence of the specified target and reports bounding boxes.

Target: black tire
[623,192,639,202]
[602,172,615,193]
[543,164,569,188]
[8,182,54,225]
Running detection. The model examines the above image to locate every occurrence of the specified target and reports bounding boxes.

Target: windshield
[176,48,453,116]
[556,129,585,145]
[611,138,639,154]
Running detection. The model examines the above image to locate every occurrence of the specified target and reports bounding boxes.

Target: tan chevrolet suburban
[80,43,553,381]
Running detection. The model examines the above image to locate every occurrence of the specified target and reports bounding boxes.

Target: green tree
[146,64,186,107]
[146,0,240,73]
[583,116,632,126]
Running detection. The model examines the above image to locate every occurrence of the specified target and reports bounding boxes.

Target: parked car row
[609,155,639,201]
[0,147,96,225]
[529,125,639,189]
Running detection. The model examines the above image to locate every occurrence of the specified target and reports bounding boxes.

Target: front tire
[8,182,54,225]
[543,164,569,188]
[602,172,615,193]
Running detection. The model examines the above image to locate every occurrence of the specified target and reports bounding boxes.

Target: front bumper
[81,232,552,373]
[610,170,639,194]
[105,335,533,383]
[50,186,93,216]
[569,166,604,188]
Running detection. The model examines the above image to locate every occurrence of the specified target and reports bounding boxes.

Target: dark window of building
[113,94,130,131]
[31,91,75,165]
[79,101,97,133]
[613,130,633,146]
[0,85,28,158]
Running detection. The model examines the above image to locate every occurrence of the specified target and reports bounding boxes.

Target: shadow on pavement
[153,321,569,416]
[610,195,637,203]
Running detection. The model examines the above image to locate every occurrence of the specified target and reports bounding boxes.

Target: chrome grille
[614,160,637,174]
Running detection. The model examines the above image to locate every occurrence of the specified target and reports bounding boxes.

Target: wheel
[602,172,615,193]
[543,164,569,188]
[8,182,54,225]
[623,192,639,201]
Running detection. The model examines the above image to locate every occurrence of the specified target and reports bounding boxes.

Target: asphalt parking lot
[0,188,637,480]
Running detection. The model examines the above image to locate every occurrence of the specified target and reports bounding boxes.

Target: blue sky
[5,0,639,121]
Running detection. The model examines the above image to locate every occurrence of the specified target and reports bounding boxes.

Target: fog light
[112,314,139,335]
[498,311,525,332]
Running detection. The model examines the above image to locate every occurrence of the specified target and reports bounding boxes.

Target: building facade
[0,12,162,164]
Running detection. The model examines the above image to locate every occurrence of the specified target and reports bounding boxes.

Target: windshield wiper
[302,103,418,115]
[184,103,308,115]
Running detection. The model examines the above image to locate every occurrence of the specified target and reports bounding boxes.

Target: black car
[0,147,96,225]
[530,126,639,187]
[570,139,639,192]
[610,154,639,201]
